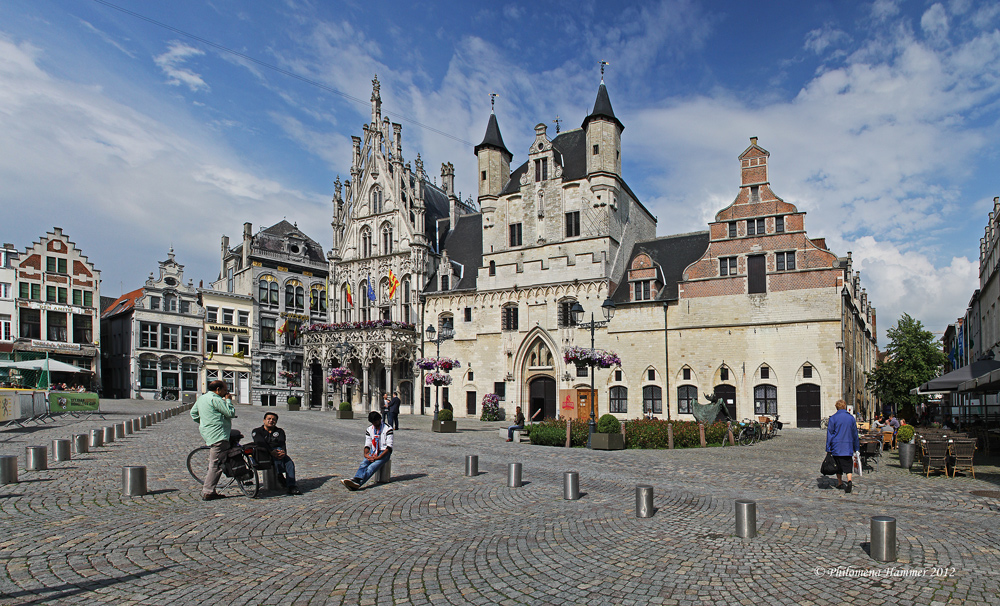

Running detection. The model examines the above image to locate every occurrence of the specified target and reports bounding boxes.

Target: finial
[372,74,380,95]
[490,92,498,113]
[553,115,561,133]
[600,60,609,81]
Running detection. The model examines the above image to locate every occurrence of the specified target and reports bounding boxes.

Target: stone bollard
[124,420,133,435]
[465,455,479,477]
[52,439,72,462]
[699,422,707,448]
[103,426,115,444]
[115,424,125,440]
[138,416,146,430]
[507,463,522,488]
[0,455,18,484]
[870,516,897,562]
[636,485,654,518]
[564,471,580,500]
[74,434,89,454]
[89,429,104,448]
[667,423,674,449]
[155,412,162,423]
[736,500,757,539]
[26,446,48,471]
[376,459,392,483]
[122,466,147,496]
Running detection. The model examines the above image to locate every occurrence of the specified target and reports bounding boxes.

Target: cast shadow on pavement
[2,566,171,605]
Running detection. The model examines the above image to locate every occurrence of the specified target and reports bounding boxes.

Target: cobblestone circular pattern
[1,402,999,605]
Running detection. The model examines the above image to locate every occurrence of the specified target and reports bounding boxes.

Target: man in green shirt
[190,380,237,500]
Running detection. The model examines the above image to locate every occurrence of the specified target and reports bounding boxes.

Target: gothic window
[643,385,662,415]
[610,386,627,413]
[526,339,553,368]
[754,384,777,415]
[370,186,383,214]
[557,299,578,328]
[360,281,371,322]
[361,229,372,258]
[382,224,393,254]
[677,385,696,414]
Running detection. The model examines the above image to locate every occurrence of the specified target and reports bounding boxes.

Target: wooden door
[796,383,821,428]
[576,389,597,422]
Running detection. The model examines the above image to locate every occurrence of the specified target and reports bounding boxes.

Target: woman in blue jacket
[826,399,860,493]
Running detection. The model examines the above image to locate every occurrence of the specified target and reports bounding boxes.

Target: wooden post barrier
[667,423,674,449]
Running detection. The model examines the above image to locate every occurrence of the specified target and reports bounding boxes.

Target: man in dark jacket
[252,412,301,495]
[826,400,860,493]
[388,391,401,430]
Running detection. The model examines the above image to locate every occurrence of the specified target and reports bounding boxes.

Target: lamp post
[425,324,454,421]
[570,298,617,448]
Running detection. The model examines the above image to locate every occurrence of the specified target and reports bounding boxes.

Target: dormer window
[633,280,651,301]
[534,158,548,182]
[441,274,449,291]
[750,185,760,203]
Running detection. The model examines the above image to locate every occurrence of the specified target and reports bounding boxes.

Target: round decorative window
[164,277,177,286]
[289,244,300,254]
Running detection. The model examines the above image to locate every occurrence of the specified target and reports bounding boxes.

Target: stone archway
[528,376,557,421]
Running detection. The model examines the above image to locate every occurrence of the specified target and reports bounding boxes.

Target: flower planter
[432,420,457,433]
[336,410,353,419]
[898,442,916,469]
[286,400,300,412]
[591,432,624,450]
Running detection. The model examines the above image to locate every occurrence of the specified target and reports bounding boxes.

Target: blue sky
[4,0,1000,343]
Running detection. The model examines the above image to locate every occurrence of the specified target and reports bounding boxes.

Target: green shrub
[527,419,589,447]
[623,419,729,449]
[438,409,454,422]
[287,396,299,405]
[597,414,621,434]
[896,424,914,443]
[339,401,352,411]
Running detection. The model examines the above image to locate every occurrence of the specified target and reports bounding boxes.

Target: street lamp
[425,324,454,421]
[570,298,617,448]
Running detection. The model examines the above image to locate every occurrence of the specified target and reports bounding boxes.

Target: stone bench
[499,428,529,443]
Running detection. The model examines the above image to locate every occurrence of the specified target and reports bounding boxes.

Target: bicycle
[820,416,829,429]
[187,431,261,498]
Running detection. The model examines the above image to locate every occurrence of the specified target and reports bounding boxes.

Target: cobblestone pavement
[1,401,999,605]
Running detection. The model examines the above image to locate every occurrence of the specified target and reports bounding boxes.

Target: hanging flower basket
[425,372,452,387]
[416,358,438,371]
[564,346,621,369]
[327,367,358,387]
[435,357,462,372]
[279,370,301,386]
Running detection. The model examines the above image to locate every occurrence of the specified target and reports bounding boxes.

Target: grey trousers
[203,440,229,496]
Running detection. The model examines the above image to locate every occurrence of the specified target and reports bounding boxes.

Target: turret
[475,111,512,204]
[583,80,623,176]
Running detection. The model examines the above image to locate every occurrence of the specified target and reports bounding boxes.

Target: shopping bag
[852,450,863,477]
[821,452,838,475]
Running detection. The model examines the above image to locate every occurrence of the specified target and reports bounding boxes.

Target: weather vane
[600,60,610,81]
[490,92,498,113]
[553,115,561,133]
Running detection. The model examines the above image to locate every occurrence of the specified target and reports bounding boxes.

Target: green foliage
[527,419,588,447]
[287,396,299,405]
[437,409,453,422]
[339,401,352,411]
[866,313,948,421]
[623,419,729,449]
[597,414,621,434]
[896,425,914,443]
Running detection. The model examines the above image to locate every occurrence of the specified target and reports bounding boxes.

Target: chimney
[221,235,229,281]
[750,136,758,146]
[242,222,252,270]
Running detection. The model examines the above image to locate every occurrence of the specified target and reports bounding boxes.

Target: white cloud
[153,41,209,91]
[804,25,850,55]
[78,19,135,58]
[921,4,950,42]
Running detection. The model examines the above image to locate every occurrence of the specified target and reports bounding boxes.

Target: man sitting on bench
[341,411,393,491]
[252,412,302,495]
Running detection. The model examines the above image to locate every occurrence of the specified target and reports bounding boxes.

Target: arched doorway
[309,362,323,409]
[528,376,556,421]
[796,383,821,428]
[714,384,736,421]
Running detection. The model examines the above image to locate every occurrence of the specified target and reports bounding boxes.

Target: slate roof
[611,231,711,304]
[583,82,624,131]
[421,182,452,245]
[499,128,587,196]
[474,113,512,158]
[254,220,326,264]
[424,213,483,293]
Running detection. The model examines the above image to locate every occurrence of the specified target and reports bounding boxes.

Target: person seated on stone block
[252,412,301,495]
[341,411,393,491]
[507,406,525,442]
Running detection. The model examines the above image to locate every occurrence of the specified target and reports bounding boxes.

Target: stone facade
[199,288,253,405]
[0,243,18,348]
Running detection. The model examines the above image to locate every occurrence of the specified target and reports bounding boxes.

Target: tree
[866,313,947,421]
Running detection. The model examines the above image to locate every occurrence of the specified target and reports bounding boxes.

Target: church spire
[371,74,382,124]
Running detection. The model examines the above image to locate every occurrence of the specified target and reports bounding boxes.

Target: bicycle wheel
[235,453,260,498]
[738,427,753,446]
[187,446,210,484]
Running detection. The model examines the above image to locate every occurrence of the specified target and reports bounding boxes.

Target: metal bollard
[376,459,392,483]
[122,466,147,496]
[736,500,757,539]
[90,429,104,448]
[465,455,479,477]
[261,466,278,490]
[870,516,897,562]
[26,446,48,471]
[52,439,72,462]
[156,412,162,423]
[0,455,18,484]
[564,471,580,500]
[115,424,125,440]
[124,420,133,435]
[507,462,522,488]
[636,485,654,518]
[103,426,115,444]
[74,434,89,454]
[138,416,146,429]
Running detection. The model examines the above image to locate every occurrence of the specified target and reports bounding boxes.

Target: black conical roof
[474,113,512,158]
[582,82,624,131]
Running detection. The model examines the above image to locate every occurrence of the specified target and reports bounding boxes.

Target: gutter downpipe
[664,301,671,422]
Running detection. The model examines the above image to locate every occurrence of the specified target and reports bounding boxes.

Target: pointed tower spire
[475,94,512,203]
[583,78,624,131]
[371,74,382,124]
[475,94,511,158]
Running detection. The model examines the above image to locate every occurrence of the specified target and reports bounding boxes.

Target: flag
[388,270,400,298]
[233,351,244,359]
[367,274,376,302]
[346,283,354,307]
[277,320,288,336]
[206,351,214,361]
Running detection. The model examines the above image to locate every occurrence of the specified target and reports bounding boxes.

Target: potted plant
[286,396,300,411]
[591,414,625,450]
[433,408,457,433]
[336,401,353,419]
[896,424,916,469]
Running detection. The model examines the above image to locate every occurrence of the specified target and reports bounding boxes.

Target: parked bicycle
[820,416,829,429]
[186,430,262,498]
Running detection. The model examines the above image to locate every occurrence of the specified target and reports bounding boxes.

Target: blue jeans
[353,454,391,487]
[273,455,296,487]
[508,425,524,440]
